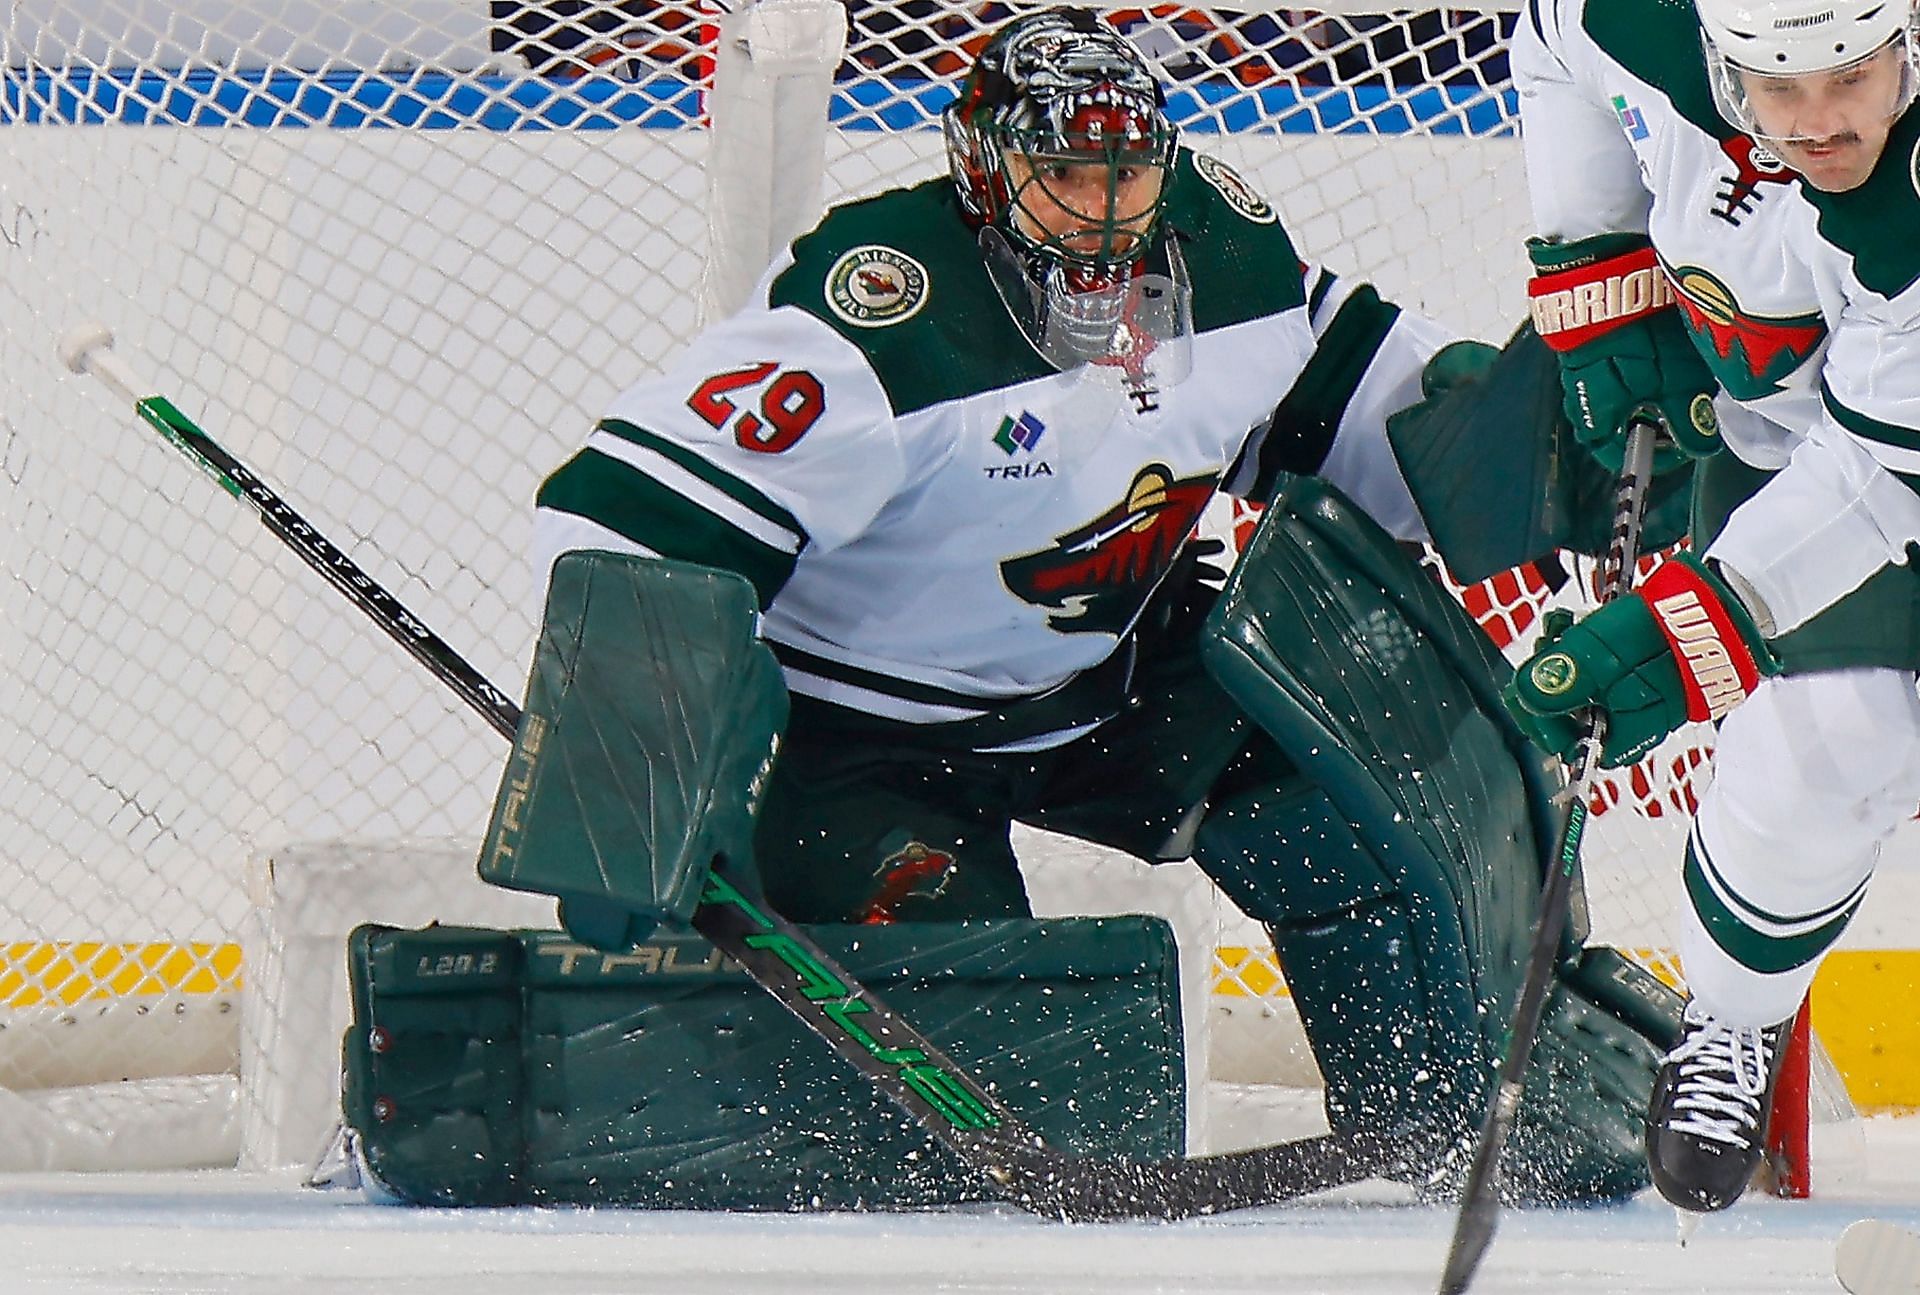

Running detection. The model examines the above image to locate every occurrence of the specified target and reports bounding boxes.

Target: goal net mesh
[0,0,1742,1169]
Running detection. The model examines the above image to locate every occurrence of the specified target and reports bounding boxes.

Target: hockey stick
[62,324,1403,1221]
[1437,420,1659,1294]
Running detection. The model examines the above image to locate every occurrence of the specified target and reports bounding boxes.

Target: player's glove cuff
[1526,233,1722,472]
[1503,553,1778,767]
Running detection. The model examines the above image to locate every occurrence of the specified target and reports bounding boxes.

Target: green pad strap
[478,552,787,944]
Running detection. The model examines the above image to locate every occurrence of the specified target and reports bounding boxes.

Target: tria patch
[993,410,1046,455]
[1193,153,1276,224]
[1611,94,1649,142]
[825,245,929,329]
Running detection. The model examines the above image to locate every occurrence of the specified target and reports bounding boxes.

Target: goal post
[0,0,1833,1181]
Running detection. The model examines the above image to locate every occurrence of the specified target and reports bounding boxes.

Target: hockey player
[528,4,1452,928]
[489,6,1677,1200]
[1507,0,1920,1212]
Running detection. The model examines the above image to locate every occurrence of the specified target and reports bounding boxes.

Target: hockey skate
[1646,998,1788,1212]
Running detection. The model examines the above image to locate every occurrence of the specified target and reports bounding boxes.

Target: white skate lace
[1663,1005,1773,1149]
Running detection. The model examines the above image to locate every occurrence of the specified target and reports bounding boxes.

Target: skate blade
[1837,1219,1920,1294]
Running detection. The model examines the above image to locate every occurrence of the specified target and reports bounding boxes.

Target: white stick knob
[57,322,145,407]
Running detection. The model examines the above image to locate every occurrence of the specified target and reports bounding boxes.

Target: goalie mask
[945,8,1191,381]
[1698,0,1919,185]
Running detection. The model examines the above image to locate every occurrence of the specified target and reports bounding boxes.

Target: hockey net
[0,0,1840,1178]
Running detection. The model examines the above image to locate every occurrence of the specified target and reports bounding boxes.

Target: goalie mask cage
[0,0,1837,1179]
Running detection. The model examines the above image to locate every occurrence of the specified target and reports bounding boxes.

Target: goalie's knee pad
[1193,477,1680,1201]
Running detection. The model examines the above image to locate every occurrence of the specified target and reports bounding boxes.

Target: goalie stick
[1838,1219,1920,1295]
[61,323,1405,1222]
[1437,420,1659,1294]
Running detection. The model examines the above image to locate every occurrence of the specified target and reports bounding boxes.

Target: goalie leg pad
[479,551,788,948]
[342,918,1184,1209]
[1194,478,1680,1201]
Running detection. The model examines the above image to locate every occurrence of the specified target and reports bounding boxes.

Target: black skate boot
[1645,998,1787,1212]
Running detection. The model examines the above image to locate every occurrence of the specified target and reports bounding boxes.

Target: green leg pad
[344,917,1184,1209]
[1196,783,1480,1150]
[1196,477,1682,1202]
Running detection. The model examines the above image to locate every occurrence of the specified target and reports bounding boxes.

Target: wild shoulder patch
[826,245,930,328]
[1193,153,1276,224]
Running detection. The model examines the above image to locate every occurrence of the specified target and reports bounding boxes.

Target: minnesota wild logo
[826,245,930,329]
[1193,154,1276,225]
[1530,652,1579,697]
[1001,464,1215,635]
[1663,262,1826,400]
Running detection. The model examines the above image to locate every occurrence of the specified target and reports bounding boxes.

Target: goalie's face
[1000,130,1169,267]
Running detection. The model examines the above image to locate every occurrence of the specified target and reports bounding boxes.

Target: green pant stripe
[1683,840,1861,976]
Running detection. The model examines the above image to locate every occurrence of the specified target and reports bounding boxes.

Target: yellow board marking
[1212,946,1686,997]
[1811,950,1920,1111]
[1209,946,1287,998]
[0,942,243,1009]
[1213,943,1920,1112]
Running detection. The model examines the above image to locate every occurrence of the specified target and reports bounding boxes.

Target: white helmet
[1698,0,1920,139]
[1700,0,1911,72]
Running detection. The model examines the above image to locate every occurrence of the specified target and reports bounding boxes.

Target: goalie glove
[1503,553,1779,768]
[1527,232,1722,472]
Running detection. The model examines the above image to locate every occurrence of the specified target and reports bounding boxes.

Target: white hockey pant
[1679,668,1920,1028]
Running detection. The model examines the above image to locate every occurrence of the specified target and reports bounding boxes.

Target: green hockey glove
[1503,553,1778,767]
[1527,233,1722,472]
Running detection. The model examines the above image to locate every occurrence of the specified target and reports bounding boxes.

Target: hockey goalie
[340,6,1687,1214]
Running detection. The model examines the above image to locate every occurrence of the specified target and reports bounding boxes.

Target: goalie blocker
[477,552,787,948]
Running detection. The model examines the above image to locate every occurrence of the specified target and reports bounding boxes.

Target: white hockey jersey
[532,150,1452,749]
[1515,0,1920,635]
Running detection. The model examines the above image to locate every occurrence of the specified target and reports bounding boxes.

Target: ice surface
[6,1119,1920,1294]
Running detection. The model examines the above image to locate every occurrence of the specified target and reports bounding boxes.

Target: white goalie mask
[1699,0,1920,144]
